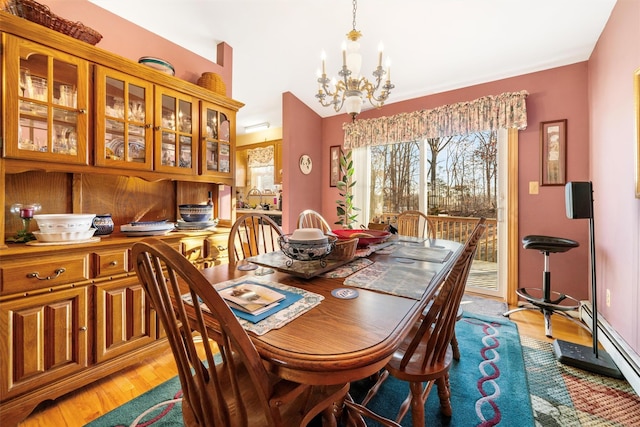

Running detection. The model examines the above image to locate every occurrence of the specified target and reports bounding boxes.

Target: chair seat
[522,235,579,253]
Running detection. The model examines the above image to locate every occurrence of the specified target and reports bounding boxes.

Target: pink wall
[312,63,592,301]
[281,92,323,234]
[588,0,640,350]
[42,0,232,96]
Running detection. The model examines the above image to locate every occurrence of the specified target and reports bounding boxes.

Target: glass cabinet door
[94,66,153,170]
[200,101,234,178]
[3,35,89,164]
[154,88,198,175]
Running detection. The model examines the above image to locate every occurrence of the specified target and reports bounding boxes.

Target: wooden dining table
[197,236,463,387]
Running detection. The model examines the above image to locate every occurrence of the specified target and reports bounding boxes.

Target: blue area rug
[349,312,533,426]
[86,312,533,427]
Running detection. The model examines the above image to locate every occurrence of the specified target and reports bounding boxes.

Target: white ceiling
[88,0,616,134]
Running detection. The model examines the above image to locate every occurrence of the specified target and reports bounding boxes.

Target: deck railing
[379,214,498,262]
[429,216,497,262]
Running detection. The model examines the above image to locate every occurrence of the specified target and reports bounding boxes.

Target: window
[247,145,275,191]
[356,131,497,224]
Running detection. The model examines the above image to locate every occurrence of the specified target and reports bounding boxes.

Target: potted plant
[335,149,359,229]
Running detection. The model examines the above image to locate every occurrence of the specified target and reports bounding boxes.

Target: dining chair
[397,210,466,360]
[228,213,283,264]
[359,218,486,425]
[297,209,332,233]
[132,238,349,427]
[396,210,436,240]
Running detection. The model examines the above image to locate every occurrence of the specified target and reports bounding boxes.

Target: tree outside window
[367,131,497,221]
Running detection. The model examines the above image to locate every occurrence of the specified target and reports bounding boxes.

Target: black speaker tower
[553,182,622,378]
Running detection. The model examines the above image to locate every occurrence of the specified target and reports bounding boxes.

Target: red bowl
[331,229,392,248]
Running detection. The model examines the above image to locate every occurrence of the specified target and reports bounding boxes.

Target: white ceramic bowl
[290,228,327,242]
[279,235,337,262]
[34,214,96,233]
[32,229,96,242]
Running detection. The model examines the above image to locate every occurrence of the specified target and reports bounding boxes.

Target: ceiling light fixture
[244,122,270,133]
[315,0,394,121]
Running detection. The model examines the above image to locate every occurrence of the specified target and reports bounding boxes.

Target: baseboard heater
[580,301,640,395]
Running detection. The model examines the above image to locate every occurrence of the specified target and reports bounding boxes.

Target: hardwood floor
[16,303,595,427]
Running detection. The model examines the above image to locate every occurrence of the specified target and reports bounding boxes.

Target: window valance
[342,90,528,149]
[247,146,274,167]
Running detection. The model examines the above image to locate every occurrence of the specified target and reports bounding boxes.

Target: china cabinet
[201,100,235,178]
[4,34,90,165]
[94,66,154,170]
[0,11,241,425]
[0,286,88,400]
[155,87,199,175]
[94,276,157,363]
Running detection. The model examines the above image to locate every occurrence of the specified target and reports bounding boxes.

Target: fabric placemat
[343,261,437,299]
[320,257,373,278]
[354,240,395,258]
[214,281,303,323]
[392,245,453,263]
[246,251,353,279]
[215,277,323,335]
[184,277,323,336]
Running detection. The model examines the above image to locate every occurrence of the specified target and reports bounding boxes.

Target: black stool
[503,235,587,337]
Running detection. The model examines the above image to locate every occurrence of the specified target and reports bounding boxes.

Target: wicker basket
[367,222,391,232]
[328,238,358,261]
[197,72,227,96]
[2,0,102,45]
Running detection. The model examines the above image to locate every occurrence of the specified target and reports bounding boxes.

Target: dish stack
[32,214,97,244]
[176,204,218,231]
[121,221,175,237]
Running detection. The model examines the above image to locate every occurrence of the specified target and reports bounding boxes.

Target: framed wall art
[635,67,640,198]
[540,119,567,186]
[330,145,342,187]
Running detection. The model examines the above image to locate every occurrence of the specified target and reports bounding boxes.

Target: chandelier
[315,0,394,120]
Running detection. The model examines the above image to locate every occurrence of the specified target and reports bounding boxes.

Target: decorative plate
[121,222,175,233]
[138,56,175,75]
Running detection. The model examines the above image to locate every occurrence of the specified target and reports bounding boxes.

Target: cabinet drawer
[180,237,205,263]
[93,248,129,278]
[206,233,229,264]
[0,254,90,295]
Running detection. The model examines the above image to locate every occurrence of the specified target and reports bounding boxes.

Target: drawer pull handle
[217,245,227,252]
[27,268,66,280]
[79,326,87,331]
[109,260,118,266]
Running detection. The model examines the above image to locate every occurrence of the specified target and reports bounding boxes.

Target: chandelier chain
[352,0,358,31]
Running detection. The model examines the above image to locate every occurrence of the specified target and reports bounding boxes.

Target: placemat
[354,240,395,258]
[392,245,453,263]
[210,277,324,335]
[320,258,373,278]
[246,251,353,279]
[344,261,437,299]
